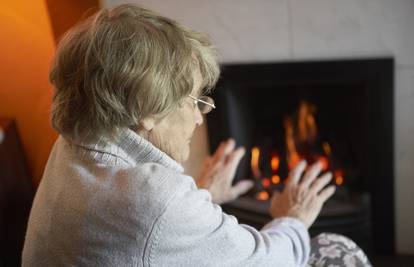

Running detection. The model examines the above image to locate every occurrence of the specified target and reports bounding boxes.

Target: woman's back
[22,131,310,267]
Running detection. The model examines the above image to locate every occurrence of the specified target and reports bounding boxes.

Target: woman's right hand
[269,161,336,229]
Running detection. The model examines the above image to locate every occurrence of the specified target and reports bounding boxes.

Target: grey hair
[50,4,220,143]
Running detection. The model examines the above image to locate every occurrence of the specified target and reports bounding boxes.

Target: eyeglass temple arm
[188,95,216,109]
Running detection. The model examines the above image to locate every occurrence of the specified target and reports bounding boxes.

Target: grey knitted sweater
[22,129,310,266]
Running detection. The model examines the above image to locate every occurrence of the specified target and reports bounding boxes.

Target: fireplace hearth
[207,58,394,254]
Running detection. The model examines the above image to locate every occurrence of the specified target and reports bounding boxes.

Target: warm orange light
[334,170,344,186]
[317,156,329,171]
[251,147,261,178]
[256,191,269,201]
[322,142,331,155]
[262,178,270,188]
[271,155,280,171]
[271,175,281,184]
[297,101,317,143]
[284,117,302,171]
[285,101,319,171]
[335,176,344,185]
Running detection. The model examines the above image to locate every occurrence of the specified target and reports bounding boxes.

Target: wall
[46,0,100,42]
[103,0,414,254]
[0,1,57,186]
[0,0,101,186]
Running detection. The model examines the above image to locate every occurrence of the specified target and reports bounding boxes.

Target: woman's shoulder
[118,162,196,190]
[111,162,199,213]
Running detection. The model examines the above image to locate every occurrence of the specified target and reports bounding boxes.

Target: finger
[212,139,235,164]
[207,161,224,178]
[287,160,307,186]
[222,139,236,167]
[318,185,336,203]
[211,141,227,162]
[230,180,254,199]
[224,147,246,184]
[201,156,213,170]
[309,172,333,195]
[206,146,243,186]
[223,138,236,156]
[300,162,323,188]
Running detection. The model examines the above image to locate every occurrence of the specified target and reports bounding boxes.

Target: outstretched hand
[269,161,336,228]
[197,139,254,204]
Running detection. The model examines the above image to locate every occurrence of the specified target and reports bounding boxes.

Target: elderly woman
[23,4,371,267]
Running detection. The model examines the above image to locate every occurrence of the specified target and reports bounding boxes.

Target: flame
[256,191,269,201]
[249,100,346,195]
[317,155,329,171]
[271,155,280,172]
[336,176,344,185]
[322,142,331,155]
[297,101,317,143]
[271,175,280,184]
[285,101,321,170]
[251,147,261,178]
[261,178,270,188]
[285,117,299,170]
[334,170,344,185]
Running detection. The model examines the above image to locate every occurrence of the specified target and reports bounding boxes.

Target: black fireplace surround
[207,58,394,254]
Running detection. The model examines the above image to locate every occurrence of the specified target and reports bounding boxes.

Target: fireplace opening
[207,58,394,255]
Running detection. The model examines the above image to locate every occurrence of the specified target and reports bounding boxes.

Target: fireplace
[207,58,394,254]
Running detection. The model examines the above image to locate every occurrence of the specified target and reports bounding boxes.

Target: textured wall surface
[103,0,414,254]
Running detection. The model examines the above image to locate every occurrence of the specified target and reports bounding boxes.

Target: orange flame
[285,117,299,170]
[251,147,261,178]
[322,142,331,155]
[271,155,280,172]
[271,175,281,184]
[317,155,329,171]
[256,191,269,201]
[285,101,321,170]
[334,170,344,185]
[261,178,270,188]
[297,101,317,143]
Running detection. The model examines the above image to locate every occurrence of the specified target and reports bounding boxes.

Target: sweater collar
[73,128,184,173]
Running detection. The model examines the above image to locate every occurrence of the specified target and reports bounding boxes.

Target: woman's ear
[139,116,156,131]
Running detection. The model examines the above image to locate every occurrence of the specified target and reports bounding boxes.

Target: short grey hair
[50,4,220,143]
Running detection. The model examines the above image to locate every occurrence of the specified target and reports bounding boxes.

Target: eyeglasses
[188,95,216,114]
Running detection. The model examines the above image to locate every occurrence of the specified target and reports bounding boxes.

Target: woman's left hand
[196,139,254,204]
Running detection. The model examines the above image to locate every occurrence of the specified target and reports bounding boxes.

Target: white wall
[103,0,414,254]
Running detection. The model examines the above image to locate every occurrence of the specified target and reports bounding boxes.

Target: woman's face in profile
[147,70,204,163]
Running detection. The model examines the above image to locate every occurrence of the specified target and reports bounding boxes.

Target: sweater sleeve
[145,178,310,267]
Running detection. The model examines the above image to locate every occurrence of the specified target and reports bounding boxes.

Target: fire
[250,100,345,200]
[317,155,329,171]
[284,101,338,174]
[285,117,300,170]
[261,178,270,188]
[336,176,344,185]
[322,142,331,155]
[271,175,280,184]
[270,155,280,171]
[285,101,319,170]
[334,170,344,185]
[297,101,317,143]
[251,147,261,179]
[256,191,269,201]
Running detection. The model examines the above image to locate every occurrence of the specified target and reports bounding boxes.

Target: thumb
[230,180,254,199]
